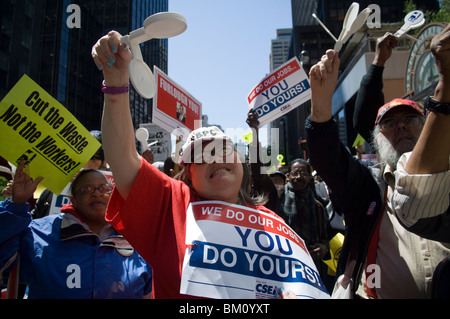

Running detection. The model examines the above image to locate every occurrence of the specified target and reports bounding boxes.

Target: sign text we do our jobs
[180,201,330,299]
[247,57,311,127]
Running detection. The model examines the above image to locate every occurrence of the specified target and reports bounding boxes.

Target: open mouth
[210,167,230,179]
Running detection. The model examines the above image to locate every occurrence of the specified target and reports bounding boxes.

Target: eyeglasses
[289,171,311,178]
[190,142,235,164]
[75,184,113,195]
[379,115,422,131]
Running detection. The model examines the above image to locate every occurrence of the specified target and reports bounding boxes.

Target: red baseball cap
[375,98,424,126]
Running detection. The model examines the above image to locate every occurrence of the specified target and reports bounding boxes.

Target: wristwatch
[424,96,450,115]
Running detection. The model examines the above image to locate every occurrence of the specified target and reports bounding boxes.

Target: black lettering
[35,135,56,150]
[25,91,40,107]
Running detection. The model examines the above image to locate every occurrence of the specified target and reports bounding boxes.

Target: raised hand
[11,161,43,205]
[91,30,132,87]
[309,50,340,123]
[246,108,260,131]
[431,24,450,102]
[373,32,398,66]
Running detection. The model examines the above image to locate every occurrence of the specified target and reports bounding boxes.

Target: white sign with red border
[180,201,330,299]
[247,57,311,127]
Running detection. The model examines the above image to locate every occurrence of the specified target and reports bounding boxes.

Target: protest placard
[247,57,311,127]
[152,66,202,137]
[180,201,330,299]
[0,75,101,195]
[138,123,172,162]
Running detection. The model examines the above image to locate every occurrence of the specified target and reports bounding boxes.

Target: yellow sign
[0,75,101,195]
[352,133,365,147]
[323,232,344,275]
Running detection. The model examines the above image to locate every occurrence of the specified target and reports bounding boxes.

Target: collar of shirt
[60,206,117,243]
[382,163,396,189]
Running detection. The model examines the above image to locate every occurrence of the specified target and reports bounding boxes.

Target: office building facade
[1,0,168,131]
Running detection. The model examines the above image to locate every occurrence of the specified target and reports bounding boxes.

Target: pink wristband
[102,80,129,94]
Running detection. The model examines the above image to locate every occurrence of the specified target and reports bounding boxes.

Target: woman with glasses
[91,31,329,299]
[0,162,152,298]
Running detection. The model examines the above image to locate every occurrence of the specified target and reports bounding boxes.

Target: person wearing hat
[91,31,328,299]
[372,98,425,168]
[305,41,450,298]
[353,30,449,241]
[99,121,283,298]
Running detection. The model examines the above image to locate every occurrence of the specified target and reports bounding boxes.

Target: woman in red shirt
[92,31,328,299]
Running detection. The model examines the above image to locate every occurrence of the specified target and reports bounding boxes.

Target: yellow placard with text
[0,75,101,195]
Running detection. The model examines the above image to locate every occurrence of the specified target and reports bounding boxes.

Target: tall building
[267,28,293,165]
[0,0,45,98]
[270,28,292,72]
[1,0,168,131]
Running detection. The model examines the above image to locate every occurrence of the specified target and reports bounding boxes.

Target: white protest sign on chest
[180,201,330,299]
[247,57,311,128]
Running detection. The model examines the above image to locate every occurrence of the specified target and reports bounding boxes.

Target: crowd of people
[0,24,449,299]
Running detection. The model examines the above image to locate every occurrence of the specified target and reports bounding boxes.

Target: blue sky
[168,0,292,142]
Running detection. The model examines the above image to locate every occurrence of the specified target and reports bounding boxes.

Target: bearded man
[305,32,450,299]
[371,99,424,168]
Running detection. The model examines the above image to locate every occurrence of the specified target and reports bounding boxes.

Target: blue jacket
[0,199,152,298]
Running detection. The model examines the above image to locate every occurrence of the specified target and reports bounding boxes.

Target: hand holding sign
[120,12,187,99]
[394,10,425,38]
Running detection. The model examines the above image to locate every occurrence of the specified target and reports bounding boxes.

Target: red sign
[153,67,202,135]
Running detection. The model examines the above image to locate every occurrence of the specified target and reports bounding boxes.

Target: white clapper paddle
[135,127,150,152]
[120,12,187,99]
[312,2,371,53]
[135,128,160,153]
[334,3,371,52]
[394,10,425,38]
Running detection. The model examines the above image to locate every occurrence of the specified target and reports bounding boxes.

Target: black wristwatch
[424,96,450,115]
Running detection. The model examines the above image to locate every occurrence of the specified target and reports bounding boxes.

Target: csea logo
[255,282,279,298]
